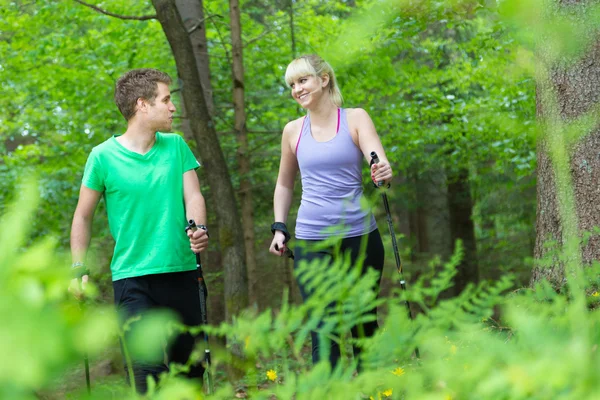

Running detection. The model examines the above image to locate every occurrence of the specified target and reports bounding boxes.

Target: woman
[269,54,393,369]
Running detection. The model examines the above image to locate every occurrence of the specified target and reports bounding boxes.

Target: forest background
[2,0,600,399]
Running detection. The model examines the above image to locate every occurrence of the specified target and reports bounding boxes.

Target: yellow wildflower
[445,395,453,400]
[382,388,393,397]
[266,369,277,381]
[593,292,599,297]
[450,344,458,355]
[392,367,405,376]
[244,336,250,349]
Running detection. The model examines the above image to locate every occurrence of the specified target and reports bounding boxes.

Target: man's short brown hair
[114,69,172,121]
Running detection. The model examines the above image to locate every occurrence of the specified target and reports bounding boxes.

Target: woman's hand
[371,160,393,187]
[269,231,288,256]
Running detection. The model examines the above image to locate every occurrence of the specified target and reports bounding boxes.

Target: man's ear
[136,98,146,113]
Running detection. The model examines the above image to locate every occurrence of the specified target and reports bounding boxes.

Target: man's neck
[117,123,157,155]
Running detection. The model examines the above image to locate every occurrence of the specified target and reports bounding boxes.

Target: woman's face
[289,74,328,109]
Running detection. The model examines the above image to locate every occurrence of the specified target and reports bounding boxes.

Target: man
[70,68,209,393]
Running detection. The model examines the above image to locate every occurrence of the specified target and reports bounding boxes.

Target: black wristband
[271,222,291,244]
[185,220,210,238]
[197,224,210,238]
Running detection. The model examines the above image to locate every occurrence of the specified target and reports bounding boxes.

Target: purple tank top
[295,108,377,240]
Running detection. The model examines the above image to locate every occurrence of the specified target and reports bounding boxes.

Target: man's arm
[183,169,208,253]
[70,185,102,293]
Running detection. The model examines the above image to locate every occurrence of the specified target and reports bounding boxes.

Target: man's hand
[187,228,209,253]
[69,274,89,301]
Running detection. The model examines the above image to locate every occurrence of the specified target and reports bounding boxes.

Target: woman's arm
[350,108,393,186]
[270,120,301,255]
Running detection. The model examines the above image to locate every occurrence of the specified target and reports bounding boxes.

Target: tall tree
[447,167,479,293]
[531,1,600,289]
[176,0,215,117]
[413,168,453,267]
[175,0,226,325]
[151,0,249,320]
[229,0,258,305]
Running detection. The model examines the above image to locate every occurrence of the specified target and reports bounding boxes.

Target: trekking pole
[73,268,92,394]
[275,244,294,259]
[185,220,214,394]
[83,349,91,394]
[370,152,420,359]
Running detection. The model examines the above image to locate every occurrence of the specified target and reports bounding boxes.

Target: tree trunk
[176,0,215,117]
[414,167,453,300]
[229,0,259,307]
[288,0,296,58]
[532,1,600,289]
[414,168,452,261]
[152,0,249,320]
[447,168,479,295]
[175,0,225,326]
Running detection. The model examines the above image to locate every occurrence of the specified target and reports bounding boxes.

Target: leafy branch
[72,0,157,21]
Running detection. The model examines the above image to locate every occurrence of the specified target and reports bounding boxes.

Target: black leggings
[293,229,384,370]
[113,270,204,393]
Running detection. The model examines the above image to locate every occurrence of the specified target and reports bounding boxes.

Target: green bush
[4,184,600,400]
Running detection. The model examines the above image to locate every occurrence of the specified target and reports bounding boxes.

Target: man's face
[146,82,176,132]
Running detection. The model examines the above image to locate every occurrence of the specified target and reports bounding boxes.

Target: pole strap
[271,222,291,244]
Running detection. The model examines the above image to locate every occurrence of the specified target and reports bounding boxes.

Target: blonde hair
[284,54,343,107]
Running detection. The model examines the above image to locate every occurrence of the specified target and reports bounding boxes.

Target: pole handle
[369,151,384,187]
[370,151,380,165]
[275,244,294,259]
[186,219,202,261]
[186,219,198,232]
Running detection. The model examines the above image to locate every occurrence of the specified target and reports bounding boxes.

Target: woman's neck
[307,98,338,126]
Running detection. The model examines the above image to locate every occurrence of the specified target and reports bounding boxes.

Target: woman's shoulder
[345,107,370,120]
[282,115,307,136]
[345,108,373,132]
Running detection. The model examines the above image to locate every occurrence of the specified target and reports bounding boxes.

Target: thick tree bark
[174,0,225,326]
[175,0,215,117]
[414,168,452,261]
[532,2,600,288]
[413,168,455,300]
[152,0,249,320]
[447,168,479,294]
[229,0,259,306]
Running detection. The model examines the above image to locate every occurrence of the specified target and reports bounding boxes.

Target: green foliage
[0,181,118,398]
[501,0,600,64]
[0,0,171,247]
[7,0,588,398]
[1,0,538,297]
[3,189,600,399]
[193,241,600,400]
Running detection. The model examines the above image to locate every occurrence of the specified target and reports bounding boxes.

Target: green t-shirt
[82,132,200,281]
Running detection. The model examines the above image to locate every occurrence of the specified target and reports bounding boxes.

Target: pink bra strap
[295,116,307,154]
